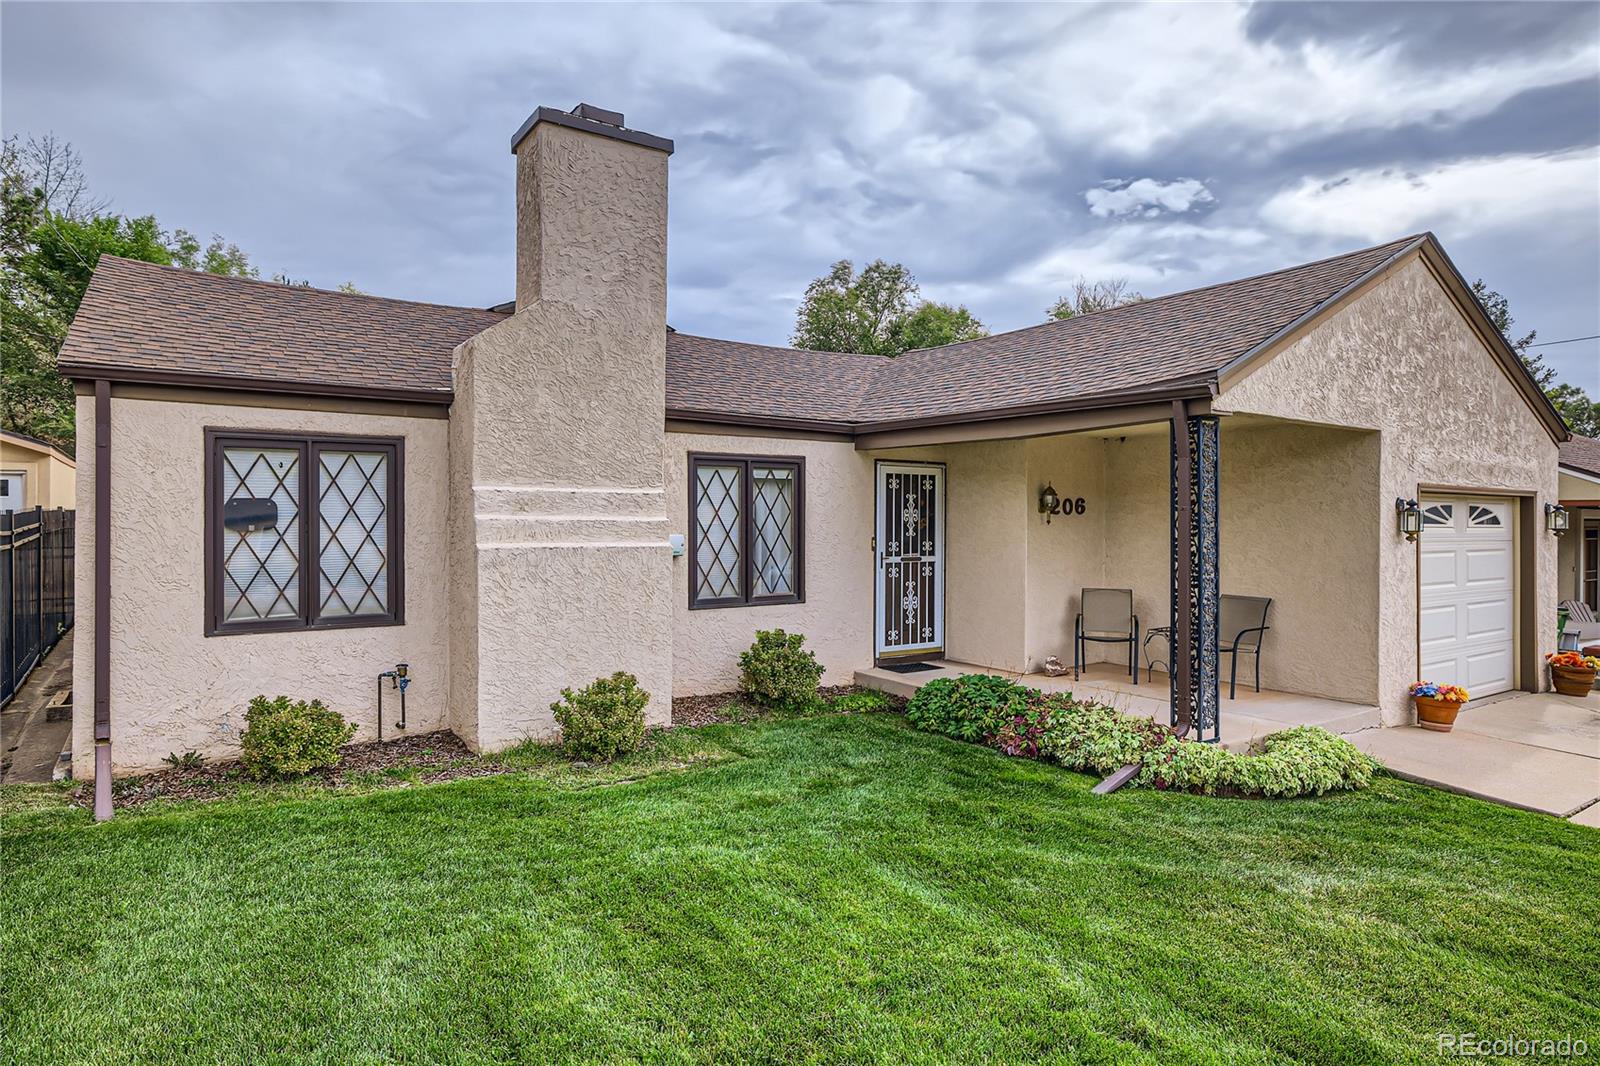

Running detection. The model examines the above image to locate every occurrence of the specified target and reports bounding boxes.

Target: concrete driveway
[1351,689,1600,825]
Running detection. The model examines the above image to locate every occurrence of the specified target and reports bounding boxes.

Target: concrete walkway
[1349,689,1599,823]
[0,631,74,784]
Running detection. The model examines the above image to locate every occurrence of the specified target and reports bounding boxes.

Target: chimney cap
[510,104,674,156]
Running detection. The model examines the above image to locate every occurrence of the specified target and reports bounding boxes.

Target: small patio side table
[1142,626,1171,682]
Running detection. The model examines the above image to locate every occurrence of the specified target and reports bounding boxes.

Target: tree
[1472,278,1598,436]
[1046,277,1144,320]
[0,135,258,448]
[791,259,987,356]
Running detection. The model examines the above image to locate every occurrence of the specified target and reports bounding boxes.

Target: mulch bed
[74,685,902,809]
[72,730,504,811]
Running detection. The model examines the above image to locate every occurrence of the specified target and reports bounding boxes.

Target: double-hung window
[688,453,804,609]
[206,430,404,634]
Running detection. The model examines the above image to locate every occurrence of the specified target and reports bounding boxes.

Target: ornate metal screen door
[875,463,945,659]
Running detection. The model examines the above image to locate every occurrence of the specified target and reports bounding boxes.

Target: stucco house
[57,104,1569,805]
[1558,435,1600,614]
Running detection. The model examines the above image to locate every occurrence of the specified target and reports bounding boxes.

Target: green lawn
[3,712,1595,1064]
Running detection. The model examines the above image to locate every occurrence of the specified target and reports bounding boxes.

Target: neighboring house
[56,103,1568,791]
[1558,435,1600,613]
[0,429,76,513]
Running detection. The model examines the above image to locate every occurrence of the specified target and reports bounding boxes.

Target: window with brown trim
[688,453,804,609]
[205,430,404,635]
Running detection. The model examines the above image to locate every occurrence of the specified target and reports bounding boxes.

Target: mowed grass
[3,712,1596,1065]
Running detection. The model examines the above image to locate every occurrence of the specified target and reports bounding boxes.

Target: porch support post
[1170,403,1221,742]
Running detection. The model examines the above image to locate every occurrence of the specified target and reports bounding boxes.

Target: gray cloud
[2,1,1596,391]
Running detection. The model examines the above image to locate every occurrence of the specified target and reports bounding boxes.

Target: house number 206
[1048,497,1086,516]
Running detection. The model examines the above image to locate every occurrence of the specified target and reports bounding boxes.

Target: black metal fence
[1,507,75,705]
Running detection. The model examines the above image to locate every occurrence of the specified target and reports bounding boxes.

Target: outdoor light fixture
[1395,497,1422,542]
[1039,483,1061,523]
[1546,502,1570,536]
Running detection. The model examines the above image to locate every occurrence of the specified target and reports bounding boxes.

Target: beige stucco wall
[447,116,674,749]
[73,395,450,778]
[666,432,875,695]
[1216,254,1562,725]
[1,436,76,510]
[1023,433,1109,669]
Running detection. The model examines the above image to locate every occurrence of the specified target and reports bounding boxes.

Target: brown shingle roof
[62,235,1428,426]
[59,256,504,399]
[1560,435,1600,479]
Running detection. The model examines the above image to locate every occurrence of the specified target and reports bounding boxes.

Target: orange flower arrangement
[1546,651,1600,671]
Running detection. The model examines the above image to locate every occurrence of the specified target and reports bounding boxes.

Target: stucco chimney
[446,104,676,753]
[509,104,674,314]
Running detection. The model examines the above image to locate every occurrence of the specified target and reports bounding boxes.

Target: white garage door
[1419,497,1515,697]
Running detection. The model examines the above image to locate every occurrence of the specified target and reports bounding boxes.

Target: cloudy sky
[4,2,1598,391]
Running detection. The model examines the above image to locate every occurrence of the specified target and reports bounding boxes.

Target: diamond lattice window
[318,450,390,617]
[220,446,302,623]
[208,433,402,634]
[689,455,803,608]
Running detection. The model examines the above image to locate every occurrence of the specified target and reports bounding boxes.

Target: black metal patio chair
[1141,594,1273,699]
[1074,587,1139,684]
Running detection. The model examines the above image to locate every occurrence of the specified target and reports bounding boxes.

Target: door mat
[879,661,941,674]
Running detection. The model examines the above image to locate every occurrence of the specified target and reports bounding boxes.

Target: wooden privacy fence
[1,507,75,705]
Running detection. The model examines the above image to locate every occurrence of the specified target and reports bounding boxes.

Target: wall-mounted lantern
[1395,497,1421,542]
[1546,502,1570,536]
[1039,483,1061,524]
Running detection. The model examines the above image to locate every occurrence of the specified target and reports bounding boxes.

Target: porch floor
[857,660,1380,751]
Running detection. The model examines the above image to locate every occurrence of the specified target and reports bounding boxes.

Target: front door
[875,462,944,660]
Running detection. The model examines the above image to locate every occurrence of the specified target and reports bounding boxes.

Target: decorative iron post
[1170,412,1221,742]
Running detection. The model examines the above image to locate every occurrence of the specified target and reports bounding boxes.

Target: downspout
[93,379,112,821]
[1092,399,1193,795]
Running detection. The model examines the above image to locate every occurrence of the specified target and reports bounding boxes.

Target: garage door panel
[1419,604,1459,646]
[1463,649,1512,692]
[1463,598,1511,640]
[1419,550,1458,589]
[1419,495,1515,699]
[1463,548,1510,586]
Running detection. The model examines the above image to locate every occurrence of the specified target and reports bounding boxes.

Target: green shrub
[739,630,825,713]
[551,672,650,761]
[1138,726,1376,797]
[904,674,1031,744]
[1038,698,1170,774]
[828,689,893,714]
[240,696,357,779]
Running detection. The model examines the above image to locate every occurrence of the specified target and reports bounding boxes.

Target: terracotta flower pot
[1413,695,1463,732]
[1550,665,1598,698]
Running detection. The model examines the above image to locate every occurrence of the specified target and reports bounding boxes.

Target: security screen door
[874,463,945,659]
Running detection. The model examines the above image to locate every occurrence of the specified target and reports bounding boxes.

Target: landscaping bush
[739,630,825,713]
[1139,726,1376,797]
[829,689,893,714]
[240,696,357,779]
[1038,698,1170,774]
[552,672,650,761]
[904,674,1031,744]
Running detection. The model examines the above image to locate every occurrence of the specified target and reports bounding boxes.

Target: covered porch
[858,400,1386,742]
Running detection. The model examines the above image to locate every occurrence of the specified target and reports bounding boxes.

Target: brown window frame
[687,452,805,610]
[204,428,405,636]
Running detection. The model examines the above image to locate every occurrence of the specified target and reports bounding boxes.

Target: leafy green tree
[1471,278,1598,436]
[1046,277,1143,320]
[1,135,258,448]
[791,259,986,356]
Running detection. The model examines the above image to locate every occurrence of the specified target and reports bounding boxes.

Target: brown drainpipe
[93,379,112,822]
